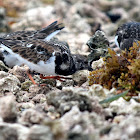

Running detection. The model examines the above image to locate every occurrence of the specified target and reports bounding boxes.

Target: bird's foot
[26,70,72,87]
[40,74,72,82]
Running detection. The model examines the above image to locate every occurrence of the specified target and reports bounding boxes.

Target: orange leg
[40,74,72,81]
[26,71,72,86]
[26,70,37,85]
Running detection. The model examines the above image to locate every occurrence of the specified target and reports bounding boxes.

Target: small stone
[91,58,104,70]
[60,106,101,139]
[0,95,17,122]
[9,65,28,83]
[109,98,140,115]
[28,85,50,99]
[22,94,30,102]
[32,94,46,103]
[0,60,9,72]
[27,125,53,140]
[21,81,32,91]
[0,122,29,140]
[0,71,20,94]
[46,87,101,115]
[17,102,35,111]
[19,109,44,126]
[56,79,75,89]
[87,30,109,65]
[72,70,88,86]
[0,123,18,140]
[16,91,29,102]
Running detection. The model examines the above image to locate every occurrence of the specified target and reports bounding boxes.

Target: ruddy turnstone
[0,21,91,84]
[115,22,140,50]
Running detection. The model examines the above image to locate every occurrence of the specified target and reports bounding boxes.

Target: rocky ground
[0,0,140,140]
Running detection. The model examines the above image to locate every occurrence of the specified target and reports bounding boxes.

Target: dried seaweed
[89,41,140,95]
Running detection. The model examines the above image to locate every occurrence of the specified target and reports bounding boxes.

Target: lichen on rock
[87,30,109,67]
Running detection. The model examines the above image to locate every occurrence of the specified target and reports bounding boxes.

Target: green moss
[21,81,32,91]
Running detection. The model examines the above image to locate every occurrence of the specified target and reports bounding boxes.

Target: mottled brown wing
[3,31,35,40]
[0,38,59,64]
[3,21,64,41]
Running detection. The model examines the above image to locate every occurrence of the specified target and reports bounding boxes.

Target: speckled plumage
[115,22,140,50]
[0,21,90,76]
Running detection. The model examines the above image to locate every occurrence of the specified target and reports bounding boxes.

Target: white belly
[0,44,56,75]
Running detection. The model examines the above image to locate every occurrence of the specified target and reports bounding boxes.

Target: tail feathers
[39,21,65,41]
[39,21,64,34]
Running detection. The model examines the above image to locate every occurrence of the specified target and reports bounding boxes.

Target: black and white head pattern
[115,22,140,50]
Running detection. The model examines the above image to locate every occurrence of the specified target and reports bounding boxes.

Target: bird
[0,21,91,85]
[115,22,140,50]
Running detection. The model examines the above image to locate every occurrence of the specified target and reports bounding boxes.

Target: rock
[58,32,90,54]
[129,7,140,21]
[109,98,140,115]
[91,58,104,70]
[102,23,118,36]
[108,115,140,140]
[0,122,29,140]
[46,88,93,115]
[11,6,56,31]
[73,3,109,23]
[67,14,91,34]
[16,91,31,103]
[72,70,88,86]
[26,120,66,140]
[21,81,32,91]
[9,65,28,83]
[0,60,9,72]
[89,84,109,98]
[19,109,44,126]
[28,85,50,99]
[17,102,35,111]
[60,106,102,139]
[0,122,18,140]
[42,120,66,140]
[87,30,109,65]
[0,71,20,94]
[56,79,75,90]
[0,95,17,122]
[55,0,110,34]
[46,87,103,116]
[32,94,46,104]
[27,125,53,140]
[106,8,128,23]
[87,30,109,50]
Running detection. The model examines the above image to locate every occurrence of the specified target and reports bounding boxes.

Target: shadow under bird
[0,21,91,84]
[115,22,140,50]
